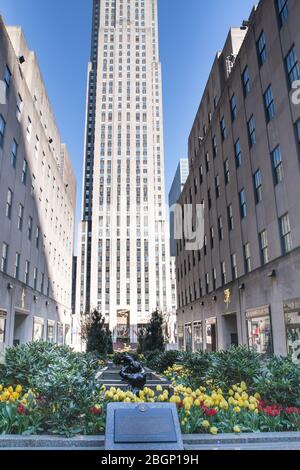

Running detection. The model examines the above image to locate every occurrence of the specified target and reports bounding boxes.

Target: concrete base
[0,433,300,450]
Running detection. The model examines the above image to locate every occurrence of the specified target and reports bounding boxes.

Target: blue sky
[0,0,255,233]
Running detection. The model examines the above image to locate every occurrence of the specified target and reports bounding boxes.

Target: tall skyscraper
[77,0,171,346]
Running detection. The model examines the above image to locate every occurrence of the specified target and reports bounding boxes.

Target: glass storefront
[32,317,44,342]
[64,324,71,345]
[284,299,300,364]
[57,323,64,345]
[184,323,193,352]
[178,325,184,351]
[47,321,55,344]
[246,306,273,356]
[205,318,217,352]
[0,310,6,351]
[193,321,203,351]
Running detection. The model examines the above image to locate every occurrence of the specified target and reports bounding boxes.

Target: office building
[77,0,171,346]
[176,0,300,363]
[0,19,76,350]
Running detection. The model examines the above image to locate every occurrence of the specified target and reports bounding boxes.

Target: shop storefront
[205,318,217,352]
[177,325,184,351]
[47,320,55,344]
[246,306,273,356]
[184,323,193,352]
[193,321,203,351]
[0,310,6,352]
[32,317,44,342]
[284,299,300,364]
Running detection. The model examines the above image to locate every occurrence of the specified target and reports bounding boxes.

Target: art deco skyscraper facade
[77,0,171,345]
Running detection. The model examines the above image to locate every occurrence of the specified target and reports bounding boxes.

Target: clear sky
[0,0,255,237]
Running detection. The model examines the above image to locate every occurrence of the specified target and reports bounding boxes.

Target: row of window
[178,212,292,308]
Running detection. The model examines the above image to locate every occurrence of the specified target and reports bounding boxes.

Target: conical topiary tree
[83,309,113,355]
[137,309,165,353]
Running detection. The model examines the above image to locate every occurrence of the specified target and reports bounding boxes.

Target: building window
[3,65,11,93]
[257,31,267,66]
[224,159,230,184]
[246,307,273,356]
[14,252,20,280]
[259,230,269,265]
[254,169,262,203]
[248,115,256,147]
[220,117,227,141]
[205,273,209,293]
[210,227,214,250]
[244,243,251,274]
[231,253,237,280]
[239,189,247,219]
[207,189,212,210]
[272,145,284,184]
[0,115,6,147]
[36,227,40,249]
[28,217,33,240]
[280,213,293,254]
[6,189,13,219]
[16,94,23,121]
[221,261,226,286]
[264,85,276,122]
[285,46,300,88]
[205,153,210,172]
[234,139,242,168]
[277,0,288,27]
[230,94,237,121]
[212,136,217,158]
[24,260,30,285]
[228,204,234,231]
[218,216,224,241]
[26,116,32,141]
[242,66,251,96]
[33,267,38,290]
[18,204,24,231]
[11,139,18,168]
[215,175,220,198]
[1,243,8,273]
[22,159,28,185]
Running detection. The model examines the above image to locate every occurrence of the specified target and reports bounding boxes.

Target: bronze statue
[119,353,146,393]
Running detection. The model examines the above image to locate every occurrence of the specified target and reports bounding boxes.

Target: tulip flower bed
[0,343,300,437]
[101,378,300,435]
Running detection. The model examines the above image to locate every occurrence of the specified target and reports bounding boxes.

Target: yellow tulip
[194,399,201,408]
[202,420,210,429]
[228,389,234,396]
[156,385,163,392]
[233,425,241,433]
[233,406,241,413]
[254,393,261,400]
[249,404,256,411]
[240,382,247,391]
[210,427,218,435]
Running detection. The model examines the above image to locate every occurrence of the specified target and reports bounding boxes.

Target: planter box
[0,432,300,450]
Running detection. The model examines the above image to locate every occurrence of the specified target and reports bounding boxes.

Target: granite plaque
[105,403,184,450]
